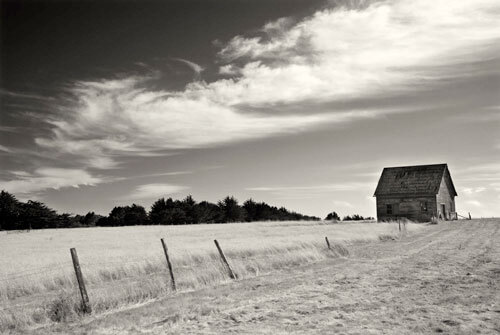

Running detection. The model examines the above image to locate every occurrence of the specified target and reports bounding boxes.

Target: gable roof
[374,163,457,197]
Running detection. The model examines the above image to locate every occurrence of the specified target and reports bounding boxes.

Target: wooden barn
[374,164,457,222]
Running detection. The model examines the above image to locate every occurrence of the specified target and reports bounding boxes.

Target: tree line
[324,211,374,221]
[0,191,320,230]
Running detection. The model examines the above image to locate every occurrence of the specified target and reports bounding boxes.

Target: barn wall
[376,195,436,222]
[436,176,455,219]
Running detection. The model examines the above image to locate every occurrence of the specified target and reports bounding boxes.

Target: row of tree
[324,211,374,221]
[0,191,321,230]
[0,191,103,230]
[93,196,321,227]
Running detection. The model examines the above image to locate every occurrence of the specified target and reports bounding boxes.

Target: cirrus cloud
[125,183,189,200]
[0,168,103,199]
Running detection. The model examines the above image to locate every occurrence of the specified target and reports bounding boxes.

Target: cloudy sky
[1,0,499,218]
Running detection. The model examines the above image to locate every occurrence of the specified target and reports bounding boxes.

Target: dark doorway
[441,204,446,220]
[393,203,400,215]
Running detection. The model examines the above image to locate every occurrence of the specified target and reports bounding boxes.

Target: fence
[0,225,405,329]
[68,238,329,313]
[0,235,348,319]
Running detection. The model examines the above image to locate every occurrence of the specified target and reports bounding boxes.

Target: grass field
[0,220,421,332]
[23,218,498,335]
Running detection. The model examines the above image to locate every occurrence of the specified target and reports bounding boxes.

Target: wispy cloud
[35,75,378,171]
[246,182,371,192]
[0,145,12,153]
[171,58,205,75]
[124,183,189,200]
[462,187,486,195]
[465,200,482,207]
[247,182,372,200]
[0,126,19,133]
[332,200,354,208]
[459,163,500,183]
[0,89,55,101]
[114,171,192,182]
[0,168,103,198]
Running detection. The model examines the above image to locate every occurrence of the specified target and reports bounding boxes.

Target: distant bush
[324,211,340,221]
[343,214,375,221]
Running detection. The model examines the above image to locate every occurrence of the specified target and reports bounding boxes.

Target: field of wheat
[0,220,423,332]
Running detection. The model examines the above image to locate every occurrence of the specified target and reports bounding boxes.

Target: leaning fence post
[70,248,91,314]
[325,236,331,250]
[161,238,176,291]
[214,239,236,279]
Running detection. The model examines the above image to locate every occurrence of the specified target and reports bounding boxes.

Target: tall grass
[0,221,423,331]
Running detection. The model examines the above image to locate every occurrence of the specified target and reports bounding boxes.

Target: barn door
[393,203,400,215]
[440,204,446,220]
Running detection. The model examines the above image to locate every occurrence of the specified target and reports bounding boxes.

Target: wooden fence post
[468,212,472,220]
[70,248,91,314]
[161,238,176,291]
[325,236,331,250]
[214,240,236,279]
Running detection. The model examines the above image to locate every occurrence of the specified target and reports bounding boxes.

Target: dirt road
[41,220,500,334]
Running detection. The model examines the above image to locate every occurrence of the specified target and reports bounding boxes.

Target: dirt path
[40,220,500,334]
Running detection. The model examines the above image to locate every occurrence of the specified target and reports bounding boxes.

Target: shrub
[343,214,374,221]
[325,211,340,221]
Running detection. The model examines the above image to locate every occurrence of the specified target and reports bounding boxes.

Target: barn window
[420,201,428,212]
[387,204,393,214]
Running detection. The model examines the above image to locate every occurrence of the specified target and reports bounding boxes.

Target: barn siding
[436,173,455,219]
[376,195,436,222]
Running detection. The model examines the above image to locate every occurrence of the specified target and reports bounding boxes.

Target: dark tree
[19,200,59,230]
[80,212,100,226]
[169,207,188,224]
[342,214,374,221]
[197,201,222,223]
[182,195,200,224]
[105,205,149,226]
[149,197,186,225]
[96,216,110,227]
[218,196,245,222]
[108,206,127,226]
[243,199,258,222]
[0,191,21,230]
[325,211,340,221]
[123,204,149,226]
[149,198,168,225]
[58,213,88,228]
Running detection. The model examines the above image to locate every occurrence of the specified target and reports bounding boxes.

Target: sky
[1,0,499,218]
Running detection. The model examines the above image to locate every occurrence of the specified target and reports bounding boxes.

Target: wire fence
[0,236,352,322]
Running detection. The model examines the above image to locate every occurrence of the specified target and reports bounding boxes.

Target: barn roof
[374,163,457,197]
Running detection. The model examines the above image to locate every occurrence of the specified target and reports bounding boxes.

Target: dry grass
[0,220,424,332]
